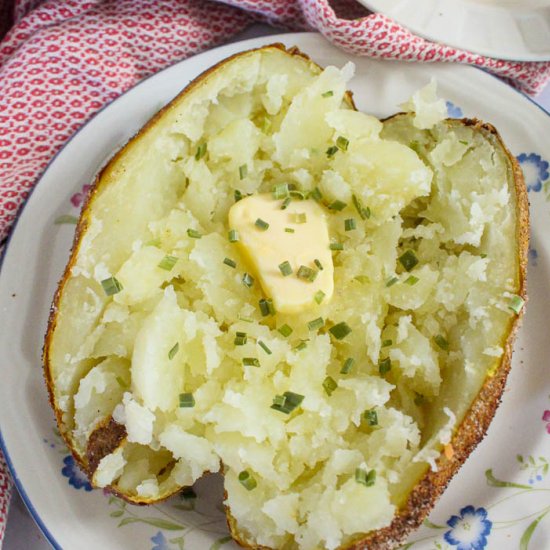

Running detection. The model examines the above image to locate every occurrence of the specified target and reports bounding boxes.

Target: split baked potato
[44,44,528,549]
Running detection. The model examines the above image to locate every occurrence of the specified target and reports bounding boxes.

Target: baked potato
[43,44,528,549]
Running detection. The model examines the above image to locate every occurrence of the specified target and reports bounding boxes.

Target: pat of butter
[228,193,334,314]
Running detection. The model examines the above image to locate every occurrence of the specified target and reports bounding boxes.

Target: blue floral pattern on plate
[516,153,549,192]
[446,101,464,118]
[61,455,92,491]
[151,531,170,550]
[444,506,492,550]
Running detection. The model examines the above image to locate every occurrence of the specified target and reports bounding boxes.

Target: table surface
[4,23,550,550]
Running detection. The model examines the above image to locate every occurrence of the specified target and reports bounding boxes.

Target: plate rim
[359,0,550,61]
[1,30,549,549]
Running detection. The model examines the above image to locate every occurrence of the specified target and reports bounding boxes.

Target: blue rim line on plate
[0,31,548,549]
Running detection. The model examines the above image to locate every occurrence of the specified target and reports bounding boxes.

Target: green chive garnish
[243,357,260,367]
[234,332,247,346]
[290,190,307,200]
[278,324,293,337]
[281,197,292,210]
[329,322,352,340]
[508,294,525,314]
[297,265,318,282]
[228,229,239,242]
[292,212,307,224]
[382,339,393,347]
[270,391,304,414]
[234,189,243,202]
[259,298,275,317]
[363,409,378,426]
[239,164,248,180]
[101,276,123,296]
[284,227,295,233]
[258,340,272,355]
[323,376,337,396]
[187,228,202,239]
[54,215,78,225]
[434,335,449,351]
[326,145,338,158]
[272,183,290,199]
[459,140,469,146]
[308,317,325,331]
[145,238,161,248]
[341,357,355,374]
[328,200,347,211]
[330,242,344,251]
[195,142,207,160]
[314,259,323,271]
[398,249,418,271]
[115,376,126,387]
[336,136,349,151]
[279,261,293,277]
[238,315,254,323]
[344,218,356,231]
[354,275,369,284]
[294,340,308,351]
[179,393,195,408]
[242,273,254,288]
[168,342,179,360]
[355,468,376,487]
[379,357,392,375]
[238,470,257,491]
[255,218,269,231]
[322,90,334,98]
[352,194,371,220]
[386,276,399,288]
[223,257,237,268]
[309,187,323,202]
[314,290,326,304]
[158,255,178,271]
[404,275,419,286]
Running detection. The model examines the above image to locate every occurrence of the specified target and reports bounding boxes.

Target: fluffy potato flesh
[44,46,526,550]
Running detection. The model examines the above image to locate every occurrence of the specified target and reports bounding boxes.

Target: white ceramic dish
[360,0,550,61]
[1,32,549,550]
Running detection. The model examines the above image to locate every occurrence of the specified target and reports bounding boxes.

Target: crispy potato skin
[43,45,528,548]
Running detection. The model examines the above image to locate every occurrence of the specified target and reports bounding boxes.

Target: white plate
[360,0,550,61]
[1,32,550,550]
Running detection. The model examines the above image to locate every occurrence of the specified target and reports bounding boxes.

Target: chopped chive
[344,218,357,231]
[179,392,195,408]
[292,212,307,224]
[326,145,339,158]
[278,324,293,337]
[328,200,347,211]
[382,339,393,347]
[145,238,161,248]
[294,340,308,351]
[187,228,202,239]
[284,227,295,233]
[101,276,123,296]
[354,275,369,284]
[434,334,449,351]
[309,187,323,202]
[270,391,304,414]
[272,183,290,199]
[323,376,338,396]
[255,218,269,231]
[314,290,326,304]
[459,140,469,146]
[336,136,349,151]
[322,90,334,98]
[243,357,260,367]
[480,253,488,259]
[239,164,248,180]
[267,299,275,315]
[223,257,237,268]
[234,332,247,346]
[308,317,325,331]
[297,265,318,282]
[341,357,355,374]
[228,229,239,242]
[281,197,292,210]
[290,190,307,200]
[258,340,272,355]
[355,468,376,487]
[352,194,371,220]
[242,273,254,288]
[195,141,207,160]
[279,261,293,277]
[234,189,243,202]
[404,275,419,286]
[259,298,275,316]
[379,357,392,375]
[508,294,525,314]
[115,376,126,387]
[168,342,179,360]
[363,409,378,426]
[158,255,178,271]
[314,259,324,271]
[330,242,344,251]
[385,276,399,288]
[398,249,418,272]
[238,315,254,323]
[55,214,78,225]
[329,322,352,340]
[238,470,257,491]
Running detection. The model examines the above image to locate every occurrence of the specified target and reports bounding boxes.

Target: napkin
[1,0,549,544]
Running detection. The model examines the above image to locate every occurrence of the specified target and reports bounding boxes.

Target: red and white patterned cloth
[1,0,550,543]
